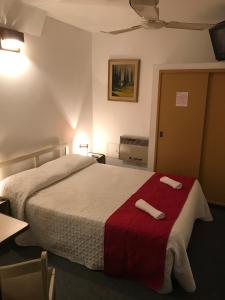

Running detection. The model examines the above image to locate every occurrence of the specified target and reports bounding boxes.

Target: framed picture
[108,59,140,102]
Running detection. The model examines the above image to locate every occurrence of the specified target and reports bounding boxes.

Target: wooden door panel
[200,72,225,205]
[155,71,209,177]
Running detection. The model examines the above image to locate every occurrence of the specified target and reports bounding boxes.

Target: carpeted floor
[0,205,224,300]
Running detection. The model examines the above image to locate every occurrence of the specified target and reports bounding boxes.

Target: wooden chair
[0,251,55,300]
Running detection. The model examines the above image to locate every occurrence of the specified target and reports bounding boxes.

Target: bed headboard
[0,143,69,180]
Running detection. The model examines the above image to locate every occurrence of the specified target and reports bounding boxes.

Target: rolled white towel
[160,176,182,189]
[135,199,165,220]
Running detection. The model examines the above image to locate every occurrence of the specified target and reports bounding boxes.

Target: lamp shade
[0,27,24,52]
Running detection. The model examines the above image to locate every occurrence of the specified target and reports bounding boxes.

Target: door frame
[147,63,225,172]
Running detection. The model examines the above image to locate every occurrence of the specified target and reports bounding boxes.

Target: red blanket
[104,173,195,290]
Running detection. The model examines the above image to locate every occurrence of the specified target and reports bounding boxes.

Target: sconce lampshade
[0,27,24,52]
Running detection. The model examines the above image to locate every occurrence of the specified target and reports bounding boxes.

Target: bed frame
[0,144,68,178]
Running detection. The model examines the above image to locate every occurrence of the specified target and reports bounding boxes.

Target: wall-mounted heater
[119,135,149,165]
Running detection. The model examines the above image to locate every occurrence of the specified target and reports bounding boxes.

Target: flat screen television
[209,21,225,61]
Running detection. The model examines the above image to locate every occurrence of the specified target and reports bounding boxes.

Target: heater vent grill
[119,135,148,165]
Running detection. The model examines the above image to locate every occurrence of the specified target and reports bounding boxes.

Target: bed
[0,148,213,294]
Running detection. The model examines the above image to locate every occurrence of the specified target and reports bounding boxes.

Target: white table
[0,213,28,243]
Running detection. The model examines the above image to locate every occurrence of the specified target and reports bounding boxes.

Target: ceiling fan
[102,0,215,34]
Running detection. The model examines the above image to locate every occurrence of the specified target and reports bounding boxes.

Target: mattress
[0,155,213,293]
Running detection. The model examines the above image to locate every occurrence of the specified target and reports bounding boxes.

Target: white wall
[0,19,221,166]
[0,17,92,161]
[92,28,216,160]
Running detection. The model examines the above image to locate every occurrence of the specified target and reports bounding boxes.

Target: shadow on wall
[0,17,93,162]
[0,78,74,162]
[160,30,215,64]
[24,18,93,154]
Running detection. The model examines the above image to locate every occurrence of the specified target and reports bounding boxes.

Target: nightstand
[0,199,10,215]
[88,152,106,164]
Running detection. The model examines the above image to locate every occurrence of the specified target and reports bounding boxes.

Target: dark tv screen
[209,21,225,61]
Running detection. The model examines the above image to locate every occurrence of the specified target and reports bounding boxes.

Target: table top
[0,213,29,243]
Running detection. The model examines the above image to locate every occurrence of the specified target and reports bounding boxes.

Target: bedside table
[88,152,106,164]
[0,199,10,215]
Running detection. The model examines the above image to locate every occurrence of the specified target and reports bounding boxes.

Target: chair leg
[48,268,55,300]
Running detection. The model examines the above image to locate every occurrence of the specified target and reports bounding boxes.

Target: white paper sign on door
[176,92,189,107]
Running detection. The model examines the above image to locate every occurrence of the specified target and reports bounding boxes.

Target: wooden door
[155,71,209,177]
[200,71,225,205]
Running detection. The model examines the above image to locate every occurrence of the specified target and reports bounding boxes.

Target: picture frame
[108,59,140,102]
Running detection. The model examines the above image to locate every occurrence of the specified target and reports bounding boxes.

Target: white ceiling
[23,0,225,33]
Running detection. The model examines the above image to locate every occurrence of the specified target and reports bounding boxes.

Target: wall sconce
[0,27,24,53]
[79,143,88,156]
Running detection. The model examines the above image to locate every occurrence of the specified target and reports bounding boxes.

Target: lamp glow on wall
[72,131,90,155]
[0,27,24,53]
[0,27,29,77]
[79,143,89,156]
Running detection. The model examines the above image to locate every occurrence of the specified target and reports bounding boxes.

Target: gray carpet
[0,205,224,300]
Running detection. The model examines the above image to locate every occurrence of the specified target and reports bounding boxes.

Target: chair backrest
[0,251,53,300]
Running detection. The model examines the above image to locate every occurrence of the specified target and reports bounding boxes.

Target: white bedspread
[0,156,213,293]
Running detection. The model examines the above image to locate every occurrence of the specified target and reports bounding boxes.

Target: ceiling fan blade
[129,0,159,20]
[101,25,142,35]
[165,21,215,30]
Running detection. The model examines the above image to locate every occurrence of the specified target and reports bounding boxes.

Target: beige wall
[0,17,92,161]
[92,28,216,158]
[1,19,222,164]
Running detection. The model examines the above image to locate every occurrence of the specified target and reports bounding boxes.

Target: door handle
[159,131,164,138]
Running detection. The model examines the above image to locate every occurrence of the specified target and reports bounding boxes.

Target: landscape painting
[108,59,140,102]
